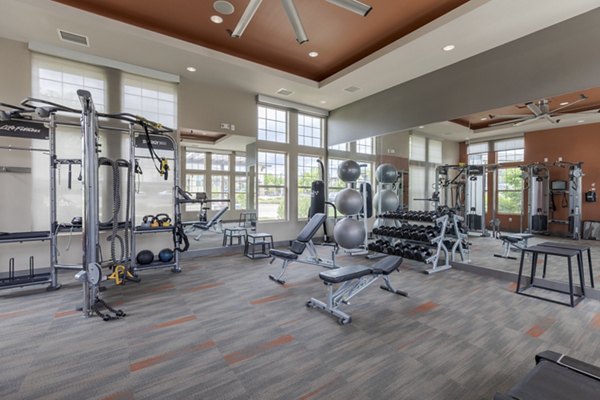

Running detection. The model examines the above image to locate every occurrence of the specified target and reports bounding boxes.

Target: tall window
[428,139,443,164]
[211,154,230,171]
[409,166,426,211]
[257,151,287,221]
[184,150,206,211]
[409,136,441,211]
[32,54,106,112]
[211,175,229,210]
[122,74,177,128]
[258,106,287,143]
[298,114,322,147]
[297,155,320,219]
[356,138,374,154]
[328,158,346,202]
[468,142,489,165]
[235,176,247,211]
[498,168,523,214]
[235,155,246,172]
[495,138,524,163]
[358,161,373,185]
[410,136,427,162]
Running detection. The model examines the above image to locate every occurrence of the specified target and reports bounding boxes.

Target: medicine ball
[158,248,174,263]
[375,163,398,184]
[373,189,400,213]
[337,159,361,183]
[334,188,363,216]
[333,217,366,249]
[136,250,154,265]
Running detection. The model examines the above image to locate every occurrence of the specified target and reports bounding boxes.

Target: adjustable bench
[494,233,534,260]
[183,206,229,241]
[306,255,407,324]
[495,350,600,400]
[269,213,337,284]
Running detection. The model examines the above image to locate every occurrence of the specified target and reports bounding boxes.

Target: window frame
[258,105,288,144]
[497,167,523,215]
[257,150,288,221]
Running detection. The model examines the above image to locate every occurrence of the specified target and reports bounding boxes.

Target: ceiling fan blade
[231,0,263,38]
[513,115,544,127]
[488,117,531,127]
[526,102,543,116]
[488,113,531,120]
[550,94,588,114]
[543,114,559,124]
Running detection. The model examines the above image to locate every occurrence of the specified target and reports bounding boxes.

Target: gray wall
[328,8,600,145]
[0,37,31,103]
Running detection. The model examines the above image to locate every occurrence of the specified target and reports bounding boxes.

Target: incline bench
[495,350,600,400]
[494,233,534,260]
[269,213,336,284]
[306,255,407,324]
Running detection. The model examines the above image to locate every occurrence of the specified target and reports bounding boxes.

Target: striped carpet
[1,247,600,399]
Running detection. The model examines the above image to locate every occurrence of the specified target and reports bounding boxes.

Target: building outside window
[497,167,523,214]
[257,151,287,221]
[122,73,177,128]
[297,155,320,219]
[356,137,374,154]
[258,105,287,143]
[298,114,322,148]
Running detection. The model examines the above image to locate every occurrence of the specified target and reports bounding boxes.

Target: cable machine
[521,163,549,234]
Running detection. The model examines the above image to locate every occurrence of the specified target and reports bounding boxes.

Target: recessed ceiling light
[213,1,235,15]
[186,66,197,72]
[560,101,569,106]
[211,15,224,23]
[418,126,425,129]
[320,100,327,104]
[577,120,585,123]
[480,117,488,121]
[308,51,319,58]
[442,44,455,52]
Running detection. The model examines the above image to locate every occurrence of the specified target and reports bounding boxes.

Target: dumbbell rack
[371,212,453,274]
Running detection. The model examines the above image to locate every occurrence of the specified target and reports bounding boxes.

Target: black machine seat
[269,249,299,261]
[319,265,371,284]
[495,351,600,400]
[500,235,522,244]
[296,213,327,242]
[370,255,403,275]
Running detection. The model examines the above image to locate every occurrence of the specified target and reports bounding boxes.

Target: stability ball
[337,159,361,183]
[136,250,154,265]
[376,163,398,183]
[335,188,363,216]
[373,189,400,213]
[333,217,366,249]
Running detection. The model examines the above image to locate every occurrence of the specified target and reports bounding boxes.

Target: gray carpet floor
[1,247,600,400]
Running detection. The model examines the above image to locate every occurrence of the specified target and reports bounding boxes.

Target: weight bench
[494,233,534,260]
[494,350,600,400]
[183,206,229,241]
[269,213,337,284]
[306,255,407,324]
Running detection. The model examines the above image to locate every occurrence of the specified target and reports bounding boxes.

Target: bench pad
[370,256,403,275]
[270,249,298,261]
[319,265,371,284]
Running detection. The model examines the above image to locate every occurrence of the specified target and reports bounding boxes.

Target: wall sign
[134,133,174,151]
[0,120,49,140]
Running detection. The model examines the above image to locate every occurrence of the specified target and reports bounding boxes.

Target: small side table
[223,227,247,247]
[245,233,274,259]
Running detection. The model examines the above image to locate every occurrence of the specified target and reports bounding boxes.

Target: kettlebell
[142,215,155,228]
[155,213,172,228]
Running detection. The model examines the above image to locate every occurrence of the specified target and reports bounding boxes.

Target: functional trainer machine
[306,255,407,324]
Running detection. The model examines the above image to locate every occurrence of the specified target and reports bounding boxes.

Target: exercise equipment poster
[0,120,49,140]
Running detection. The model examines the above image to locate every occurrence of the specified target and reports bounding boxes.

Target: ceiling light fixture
[231,0,372,42]
[442,44,455,51]
[577,120,585,123]
[210,15,224,23]
[308,51,319,57]
[418,126,425,129]
[480,117,488,121]
[281,0,308,44]
[186,66,197,72]
[326,0,372,16]
[213,1,235,15]
[231,0,263,38]
[560,101,569,106]
[320,100,327,104]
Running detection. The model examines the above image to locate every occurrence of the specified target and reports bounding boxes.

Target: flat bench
[494,233,534,260]
[306,256,407,324]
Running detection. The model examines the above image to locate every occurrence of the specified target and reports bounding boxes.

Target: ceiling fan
[488,94,589,127]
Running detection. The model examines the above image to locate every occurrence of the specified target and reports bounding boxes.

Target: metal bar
[0,166,31,173]
[0,145,49,152]
[49,113,59,289]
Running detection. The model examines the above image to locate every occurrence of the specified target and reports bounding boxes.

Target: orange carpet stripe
[410,301,439,315]
[508,282,518,291]
[54,310,78,318]
[149,315,198,331]
[130,339,215,372]
[297,379,336,400]
[146,283,176,293]
[224,334,295,365]
[186,282,224,292]
[0,310,25,319]
[526,325,545,338]
[250,294,286,305]
[591,314,600,328]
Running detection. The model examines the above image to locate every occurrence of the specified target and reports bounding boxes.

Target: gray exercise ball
[337,159,361,183]
[335,188,363,216]
[373,189,399,213]
[333,217,366,249]
[375,163,398,183]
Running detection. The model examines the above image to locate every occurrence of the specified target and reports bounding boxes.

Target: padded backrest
[290,240,307,254]
[296,213,327,242]
[177,186,193,200]
[206,206,229,227]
